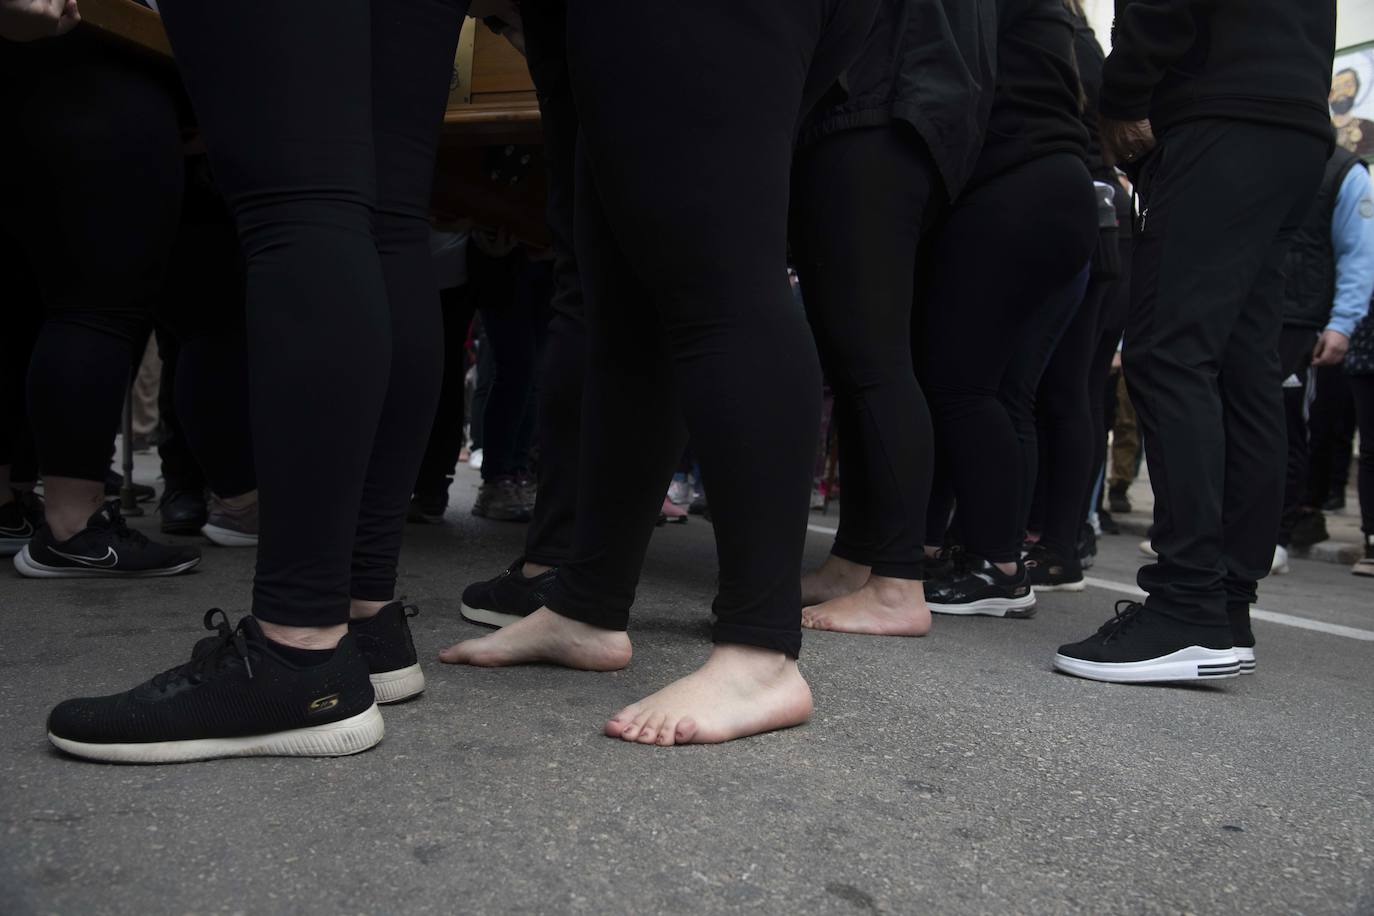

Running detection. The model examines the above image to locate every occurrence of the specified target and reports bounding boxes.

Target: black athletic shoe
[14,502,201,578]
[926,554,1036,618]
[1024,543,1085,592]
[1289,510,1330,549]
[159,487,209,536]
[1054,601,1240,683]
[1321,492,1345,513]
[105,469,156,503]
[922,545,964,583]
[350,601,425,703]
[47,610,383,763]
[0,498,36,558]
[460,557,556,628]
[1226,603,1256,675]
[406,491,448,525]
[1108,483,1132,515]
[1078,523,1097,570]
[1097,509,1120,536]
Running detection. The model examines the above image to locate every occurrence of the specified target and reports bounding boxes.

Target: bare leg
[802,574,930,637]
[438,606,632,671]
[257,621,346,650]
[605,644,812,746]
[800,553,871,606]
[350,598,387,621]
[43,476,105,541]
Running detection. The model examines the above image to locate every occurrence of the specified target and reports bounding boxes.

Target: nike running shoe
[14,502,201,578]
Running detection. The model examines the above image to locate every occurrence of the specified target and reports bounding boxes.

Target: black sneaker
[1289,510,1329,549]
[926,554,1036,618]
[472,476,533,522]
[14,502,201,578]
[1098,509,1120,536]
[1108,483,1132,515]
[1226,603,1256,675]
[47,610,383,763]
[1054,601,1240,683]
[407,490,448,525]
[105,469,156,503]
[1321,492,1345,513]
[160,487,209,536]
[349,601,425,703]
[922,545,964,583]
[460,557,556,628]
[1078,523,1097,570]
[0,497,36,558]
[1024,543,1085,592]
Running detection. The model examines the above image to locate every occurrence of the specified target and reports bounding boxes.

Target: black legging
[158,0,467,626]
[791,125,942,579]
[920,153,1098,562]
[1350,373,1374,536]
[544,0,879,657]
[0,35,184,484]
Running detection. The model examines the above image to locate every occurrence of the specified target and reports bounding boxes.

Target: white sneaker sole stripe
[459,602,524,629]
[13,547,200,579]
[201,523,259,548]
[370,664,425,704]
[1053,646,1242,683]
[928,592,1037,618]
[47,704,384,763]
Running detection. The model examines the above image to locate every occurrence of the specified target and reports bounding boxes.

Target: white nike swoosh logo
[50,546,119,568]
[0,521,33,537]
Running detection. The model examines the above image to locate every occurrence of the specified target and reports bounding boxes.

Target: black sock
[260,639,335,668]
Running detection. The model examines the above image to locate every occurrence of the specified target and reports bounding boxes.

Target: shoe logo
[0,521,33,537]
[308,694,340,714]
[50,546,118,568]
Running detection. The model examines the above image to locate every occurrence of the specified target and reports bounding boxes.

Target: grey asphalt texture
[2,462,1372,915]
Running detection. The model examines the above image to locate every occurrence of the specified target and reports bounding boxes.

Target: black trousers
[921,153,1098,562]
[0,35,184,484]
[1307,363,1357,505]
[1123,119,1327,624]
[520,0,587,568]
[414,283,477,501]
[1349,373,1374,535]
[545,0,879,657]
[1277,327,1319,547]
[791,125,942,580]
[1086,230,1134,516]
[0,247,43,483]
[159,0,467,626]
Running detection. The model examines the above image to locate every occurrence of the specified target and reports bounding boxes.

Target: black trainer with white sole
[47,610,382,764]
[1024,543,1085,592]
[15,502,201,578]
[0,498,35,558]
[926,554,1036,618]
[349,601,425,703]
[460,557,556,628]
[1054,601,1241,683]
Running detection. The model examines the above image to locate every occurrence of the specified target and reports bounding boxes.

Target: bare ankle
[866,575,925,603]
[349,599,388,621]
[257,620,347,650]
[522,561,553,578]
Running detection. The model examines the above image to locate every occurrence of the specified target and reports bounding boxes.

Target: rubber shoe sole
[1032,578,1086,593]
[370,664,425,704]
[928,592,1037,618]
[48,704,384,764]
[14,547,200,579]
[1053,646,1241,683]
[0,538,29,558]
[202,522,259,548]
[459,601,523,629]
[1237,647,1256,675]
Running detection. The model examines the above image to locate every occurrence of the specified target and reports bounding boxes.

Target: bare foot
[800,554,871,606]
[604,644,813,746]
[439,607,631,671]
[802,575,931,636]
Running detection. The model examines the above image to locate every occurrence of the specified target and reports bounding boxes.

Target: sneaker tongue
[86,503,117,529]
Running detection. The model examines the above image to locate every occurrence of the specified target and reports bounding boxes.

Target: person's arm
[1315,165,1374,364]
[1099,0,1199,121]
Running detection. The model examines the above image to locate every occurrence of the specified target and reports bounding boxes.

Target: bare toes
[674,718,698,744]
[656,721,677,747]
[637,711,667,745]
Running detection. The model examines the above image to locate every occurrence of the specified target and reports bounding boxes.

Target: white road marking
[804,522,1374,643]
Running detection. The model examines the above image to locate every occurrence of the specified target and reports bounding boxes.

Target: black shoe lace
[1098,600,1146,643]
[101,502,151,548]
[1023,543,1049,569]
[150,609,253,692]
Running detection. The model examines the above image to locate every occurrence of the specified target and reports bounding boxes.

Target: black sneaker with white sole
[1024,543,1085,592]
[926,554,1036,617]
[1227,603,1256,675]
[1054,601,1241,683]
[47,610,383,764]
[0,498,35,558]
[14,502,200,578]
[460,557,556,628]
[349,601,425,703]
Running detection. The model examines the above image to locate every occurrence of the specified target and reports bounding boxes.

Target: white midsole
[929,592,1037,617]
[48,704,384,764]
[202,523,259,548]
[460,602,523,629]
[1054,646,1241,683]
[14,547,200,579]
[1237,646,1256,674]
[370,664,425,703]
[1034,578,1086,593]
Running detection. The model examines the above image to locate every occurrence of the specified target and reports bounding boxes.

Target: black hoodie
[1100,0,1336,143]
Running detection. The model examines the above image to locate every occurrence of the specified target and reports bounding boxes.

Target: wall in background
[1080,0,1373,54]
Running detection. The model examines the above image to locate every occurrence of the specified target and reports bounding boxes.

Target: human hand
[1312,330,1350,367]
[0,0,79,42]
[1101,118,1155,169]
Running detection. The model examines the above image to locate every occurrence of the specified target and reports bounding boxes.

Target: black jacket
[1283,148,1366,330]
[798,0,997,203]
[1071,12,1110,182]
[1101,0,1336,144]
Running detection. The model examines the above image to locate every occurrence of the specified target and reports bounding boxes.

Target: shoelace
[1098,600,1146,643]
[99,502,151,548]
[150,609,253,692]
